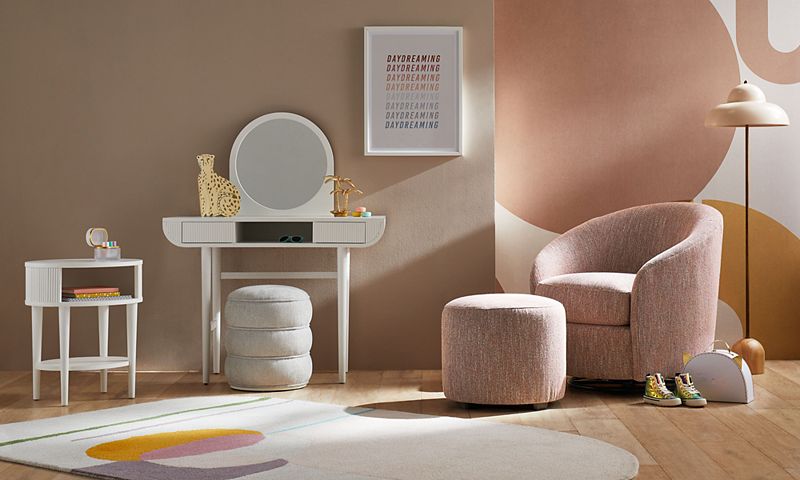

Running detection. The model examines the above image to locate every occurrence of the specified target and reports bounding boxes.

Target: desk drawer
[313,222,366,244]
[182,222,235,243]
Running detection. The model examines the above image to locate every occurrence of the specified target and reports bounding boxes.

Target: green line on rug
[0,396,272,448]
[264,407,376,435]
[71,399,293,443]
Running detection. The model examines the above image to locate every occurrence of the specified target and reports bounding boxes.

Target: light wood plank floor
[1,361,800,479]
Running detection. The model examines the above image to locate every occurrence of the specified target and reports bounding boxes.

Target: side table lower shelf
[37,356,130,371]
[30,302,139,406]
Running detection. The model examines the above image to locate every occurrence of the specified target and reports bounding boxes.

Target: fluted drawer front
[181,222,235,243]
[313,222,366,244]
[25,267,61,305]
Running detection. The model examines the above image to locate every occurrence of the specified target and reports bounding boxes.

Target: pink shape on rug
[141,433,264,460]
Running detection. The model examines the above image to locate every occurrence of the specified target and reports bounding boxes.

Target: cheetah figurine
[197,154,241,217]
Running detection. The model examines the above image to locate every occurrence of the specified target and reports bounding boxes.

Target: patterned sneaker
[674,373,707,407]
[643,373,681,407]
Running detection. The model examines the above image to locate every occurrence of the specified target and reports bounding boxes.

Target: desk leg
[98,305,109,393]
[31,307,42,400]
[337,247,350,384]
[211,247,222,375]
[201,247,211,385]
[127,303,138,399]
[58,306,70,406]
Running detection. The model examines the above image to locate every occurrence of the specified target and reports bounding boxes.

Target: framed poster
[364,26,462,156]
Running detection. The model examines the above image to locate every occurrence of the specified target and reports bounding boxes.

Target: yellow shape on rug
[86,429,259,461]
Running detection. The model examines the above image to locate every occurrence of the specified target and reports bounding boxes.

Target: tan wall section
[0,1,494,371]
[705,201,800,359]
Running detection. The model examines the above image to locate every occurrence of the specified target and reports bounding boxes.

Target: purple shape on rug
[74,458,288,480]
[141,433,264,460]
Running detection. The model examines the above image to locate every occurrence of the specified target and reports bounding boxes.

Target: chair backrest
[531,202,723,289]
[592,202,719,273]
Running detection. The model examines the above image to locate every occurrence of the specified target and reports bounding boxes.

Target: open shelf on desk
[237,222,313,243]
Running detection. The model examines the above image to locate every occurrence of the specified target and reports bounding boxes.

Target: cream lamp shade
[705,82,789,127]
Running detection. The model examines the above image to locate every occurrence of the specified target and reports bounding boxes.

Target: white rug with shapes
[0,396,639,479]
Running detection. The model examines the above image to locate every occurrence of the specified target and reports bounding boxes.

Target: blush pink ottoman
[442,294,566,408]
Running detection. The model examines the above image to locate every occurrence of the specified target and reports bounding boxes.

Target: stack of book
[62,287,131,302]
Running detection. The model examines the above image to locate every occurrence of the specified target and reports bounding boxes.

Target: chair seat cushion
[535,272,635,326]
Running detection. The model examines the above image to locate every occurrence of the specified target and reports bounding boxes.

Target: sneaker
[674,373,707,407]
[643,373,681,407]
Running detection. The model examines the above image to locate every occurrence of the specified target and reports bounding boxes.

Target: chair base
[568,377,645,394]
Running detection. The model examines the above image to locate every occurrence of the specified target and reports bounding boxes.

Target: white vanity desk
[163,214,386,384]
[165,112,385,385]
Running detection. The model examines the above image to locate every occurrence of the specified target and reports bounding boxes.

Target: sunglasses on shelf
[279,235,304,243]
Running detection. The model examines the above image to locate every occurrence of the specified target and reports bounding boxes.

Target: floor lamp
[705,81,789,374]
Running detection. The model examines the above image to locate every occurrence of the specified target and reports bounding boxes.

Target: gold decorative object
[324,175,364,217]
[197,154,241,217]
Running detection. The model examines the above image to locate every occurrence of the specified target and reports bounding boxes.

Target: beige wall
[0,1,494,371]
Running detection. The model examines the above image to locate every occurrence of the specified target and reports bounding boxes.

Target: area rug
[0,395,638,479]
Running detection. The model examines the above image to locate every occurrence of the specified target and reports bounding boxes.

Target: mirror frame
[229,112,334,217]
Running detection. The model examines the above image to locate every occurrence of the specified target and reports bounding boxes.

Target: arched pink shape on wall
[495,0,739,233]
[737,0,800,85]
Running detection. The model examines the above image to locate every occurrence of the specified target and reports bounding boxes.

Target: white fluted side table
[25,259,142,406]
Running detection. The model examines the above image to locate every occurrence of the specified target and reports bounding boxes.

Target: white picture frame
[364,26,463,156]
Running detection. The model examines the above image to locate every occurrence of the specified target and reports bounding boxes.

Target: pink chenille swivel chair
[531,202,724,381]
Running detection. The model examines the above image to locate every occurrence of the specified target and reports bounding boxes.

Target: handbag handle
[709,339,732,352]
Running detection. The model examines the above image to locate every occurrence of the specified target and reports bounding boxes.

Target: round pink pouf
[442,294,566,408]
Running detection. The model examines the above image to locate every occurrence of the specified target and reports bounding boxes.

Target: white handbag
[683,340,754,404]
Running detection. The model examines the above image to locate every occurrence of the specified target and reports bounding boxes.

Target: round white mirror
[230,112,334,216]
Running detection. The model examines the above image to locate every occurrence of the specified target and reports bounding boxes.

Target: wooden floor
[2,362,800,479]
